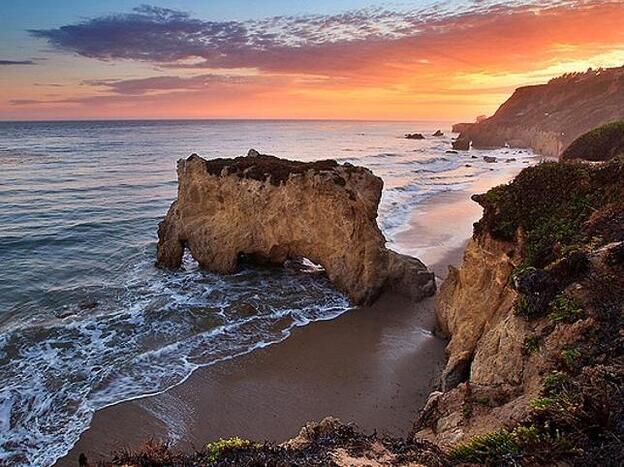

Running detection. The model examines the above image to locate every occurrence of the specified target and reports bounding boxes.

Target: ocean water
[0,120,535,465]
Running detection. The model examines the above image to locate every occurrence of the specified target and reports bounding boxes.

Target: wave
[0,252,350,466]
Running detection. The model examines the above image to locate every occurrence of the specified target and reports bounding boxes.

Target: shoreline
[57,162,526,466]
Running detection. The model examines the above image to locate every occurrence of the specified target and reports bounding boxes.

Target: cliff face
[415,159,624,464]
[157,152,435,305]
[457,66,624,158]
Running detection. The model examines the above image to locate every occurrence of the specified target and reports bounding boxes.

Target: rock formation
[452,137,470,150]
[405,133,425,139]
[432,130,444,137]
[157,151,435,305]
[453,66,624,158]
[451,122,474,133]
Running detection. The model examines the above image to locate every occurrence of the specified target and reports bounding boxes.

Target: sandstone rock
[470,312,527,386]
[452,122,474,133]
[452,137,470,150]
[157,152,435,305]
[435,236,518,386]
[284,416,343,449]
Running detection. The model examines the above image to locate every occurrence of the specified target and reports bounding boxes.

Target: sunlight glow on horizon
[1,0,623,121]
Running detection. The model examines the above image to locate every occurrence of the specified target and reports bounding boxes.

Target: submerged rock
[157,151,435,305]
[483,155,497,163]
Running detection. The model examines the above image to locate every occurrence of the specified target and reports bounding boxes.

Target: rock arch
[157,152,435,305]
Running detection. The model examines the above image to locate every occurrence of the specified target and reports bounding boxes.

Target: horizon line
[0,117,458,124]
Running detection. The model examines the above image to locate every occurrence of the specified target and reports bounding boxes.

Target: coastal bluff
[453,66,624,158]
[157,151,435,305]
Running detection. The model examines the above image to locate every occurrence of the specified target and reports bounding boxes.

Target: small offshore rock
[406,133,425,140]
[433,130,444,137]
[446,150,458,154]
[452,137,470,150]
[483,155,498,163]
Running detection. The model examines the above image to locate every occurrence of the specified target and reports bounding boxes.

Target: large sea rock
[157,151,435,305]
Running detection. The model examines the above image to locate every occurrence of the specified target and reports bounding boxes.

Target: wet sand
[57,166,521,466]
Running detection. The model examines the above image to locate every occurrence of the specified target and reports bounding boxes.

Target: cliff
[455,66,624,158]
[157,151,435,305]
[415,158,624,464]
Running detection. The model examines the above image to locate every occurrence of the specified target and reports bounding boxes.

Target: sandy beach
[57,165,522,466]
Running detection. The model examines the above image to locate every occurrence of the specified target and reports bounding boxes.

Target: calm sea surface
[0,120,535,465]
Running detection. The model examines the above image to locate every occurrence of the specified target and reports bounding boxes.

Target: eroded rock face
[157,152,435,305]
[435,235,520,390]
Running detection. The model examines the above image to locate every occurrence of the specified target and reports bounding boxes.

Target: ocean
[0,120,535,465]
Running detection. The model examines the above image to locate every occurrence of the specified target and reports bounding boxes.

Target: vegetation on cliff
[561,120,624,161]
[474,158,624,268]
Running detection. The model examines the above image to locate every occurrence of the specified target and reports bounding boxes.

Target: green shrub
[474,159,624,268]
[560,348,582,368]
[548,295,584,323]
[524,335,540,354]
[510,265,537,288]
[543,371,571,395]
[512,425,541,445]
[205,437,256,462]
[448,430,521,463]
[530,397,556,410]
[514,295,535,318]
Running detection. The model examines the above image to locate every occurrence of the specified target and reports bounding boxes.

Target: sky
[1,0,623,121]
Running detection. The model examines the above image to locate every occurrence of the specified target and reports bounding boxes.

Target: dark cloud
[83,74,264,95]
[29,1,583,74]
[9,99,42,105]
[0,60,36,65]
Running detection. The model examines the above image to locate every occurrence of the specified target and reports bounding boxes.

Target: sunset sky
[1,0,623,121]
